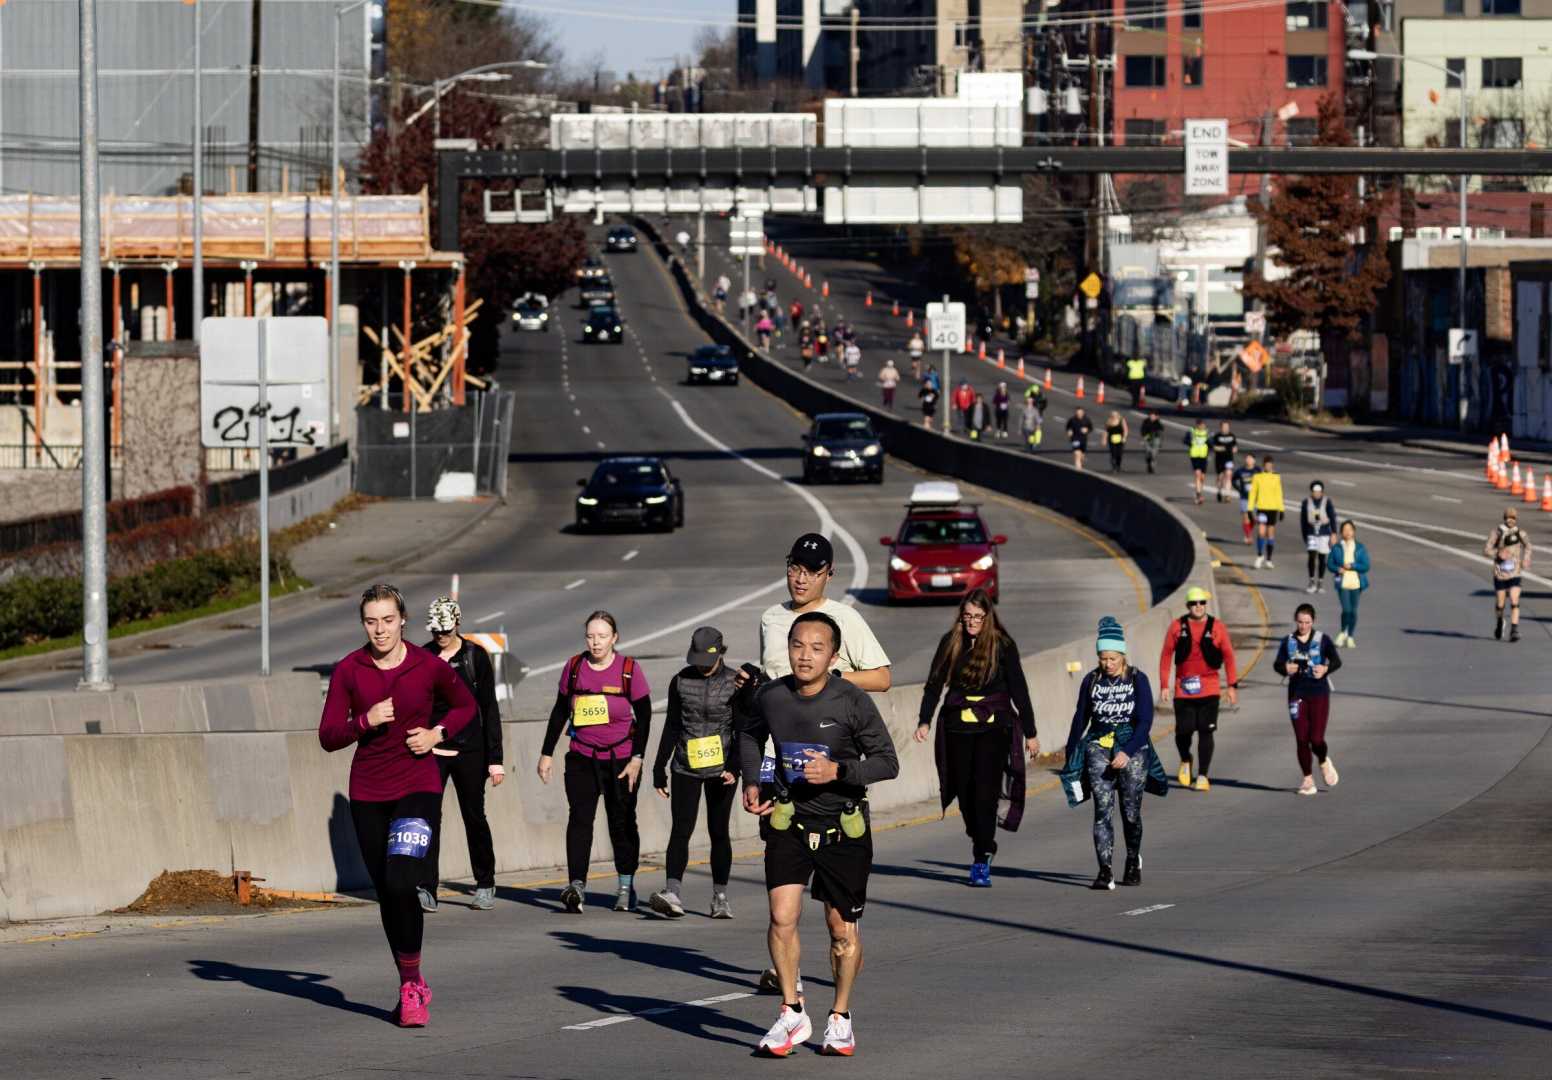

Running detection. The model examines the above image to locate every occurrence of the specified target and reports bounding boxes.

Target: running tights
[423,751,496,890]
[1172,697,1220,777]
[563,751,641,884]
[948,729,1007,863]
[1306,550,1327,583]
[1289,695,1331,776]
[1085,743,1145,871]
[351,791,442,965]
[1337,587,1361,636]
[666,773,736,886]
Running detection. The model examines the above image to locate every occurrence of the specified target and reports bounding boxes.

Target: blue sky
[528,0,731,82]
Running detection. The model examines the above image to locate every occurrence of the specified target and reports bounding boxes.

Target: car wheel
[872,467,885,485]
[675,497,685,528]
[729,376,740,386]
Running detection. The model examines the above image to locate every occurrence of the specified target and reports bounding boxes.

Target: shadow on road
[1197,777,1296,794]
[555,986,763,1048]
[872,859,1093,889]
[550,931,761,989]
[187,959,393,1023]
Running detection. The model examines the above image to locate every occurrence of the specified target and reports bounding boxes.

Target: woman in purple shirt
[538,610,654,914]
[318,583,477,1027]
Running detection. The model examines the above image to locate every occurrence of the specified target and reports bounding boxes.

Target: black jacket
[424,637,503,766]
[653,663,741,787]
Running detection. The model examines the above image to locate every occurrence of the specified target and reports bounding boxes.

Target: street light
[400,59,550,137]
[1349,48,1469,407]
[331,0,372,448]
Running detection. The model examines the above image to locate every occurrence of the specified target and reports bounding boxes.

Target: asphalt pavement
[5,221,1550,1078]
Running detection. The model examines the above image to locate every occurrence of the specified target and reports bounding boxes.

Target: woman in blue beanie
[1063,616,1163,890]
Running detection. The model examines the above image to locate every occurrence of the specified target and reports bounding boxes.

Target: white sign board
[200,316,329,449]
[926,302,967,352]
[1025,266,1040,299]
[728,214,765,256]
[1448,328,1478,366]
[1244,310,1266,337]
[1185,118,1229,196]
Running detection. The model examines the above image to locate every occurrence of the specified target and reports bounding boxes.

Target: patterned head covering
[427,596,461,634]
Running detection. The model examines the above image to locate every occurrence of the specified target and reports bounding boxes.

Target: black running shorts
[764,823,873,922]
[1189,456,1208,474]
[1173,695,1221,735]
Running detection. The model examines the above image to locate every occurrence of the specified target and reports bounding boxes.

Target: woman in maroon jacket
[318,583,476,1028]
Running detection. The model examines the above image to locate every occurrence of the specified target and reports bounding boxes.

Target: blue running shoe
[969,862,992,887]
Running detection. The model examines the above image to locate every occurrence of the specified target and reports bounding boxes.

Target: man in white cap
[1157,587,1238,792]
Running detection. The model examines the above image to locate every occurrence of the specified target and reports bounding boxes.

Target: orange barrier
[1525,466,1540,504]
[1076,376,1086,399]
[1542,475,1552,511]
[1511,461,1524,495]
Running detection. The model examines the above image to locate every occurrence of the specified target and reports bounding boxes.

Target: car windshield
[594,463,665,486]
[694,346,732,361]
[590,306,618,320]
[899,518,987,545]
[816,418,874,440]
[587,277,612,288]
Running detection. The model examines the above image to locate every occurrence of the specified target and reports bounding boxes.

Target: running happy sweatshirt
[319,642,478,801]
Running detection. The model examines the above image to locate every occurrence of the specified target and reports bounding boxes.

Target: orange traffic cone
[1139,388,1146,407]
[892,300,900,316]
[865,291,873,307]
[1076,376,1086,399]
[1096,381,1106,405]
[906,310,914,328]
[1497,458,1512,489]
[1017,357,1025,379]
[1044,368,1053,389]
[996,348,1006,368]
[1486,439,1498,479]
[822,281,830,298]
[1542,475,1552,511]
[978,341,987,360]
[1511,461,1524,495]
[806,273,813,289]
[1525,466,1539,505]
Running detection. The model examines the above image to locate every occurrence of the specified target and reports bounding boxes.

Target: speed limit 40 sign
[926,301,966,352]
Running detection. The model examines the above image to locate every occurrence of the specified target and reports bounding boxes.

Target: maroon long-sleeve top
[318,641,477,801]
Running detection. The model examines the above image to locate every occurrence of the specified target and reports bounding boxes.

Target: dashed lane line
[1122,904,1176,917]
[474,610,505,624]
[564,578,586,591]
[622,549,639,562]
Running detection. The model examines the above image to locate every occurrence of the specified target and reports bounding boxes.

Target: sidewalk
[1286,419,1552,466]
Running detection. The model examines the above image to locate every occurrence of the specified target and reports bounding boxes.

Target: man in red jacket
[951,378,976,434]
[1157,586,1238,792]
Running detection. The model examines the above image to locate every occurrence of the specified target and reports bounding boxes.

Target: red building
[1109,0,1347,200]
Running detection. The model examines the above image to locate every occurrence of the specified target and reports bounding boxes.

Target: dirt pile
[118,870,327,915]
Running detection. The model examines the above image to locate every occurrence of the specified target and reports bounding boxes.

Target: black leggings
[564,750,641,883]
[1173,696,1220,776]
[948,729,1006,863]
[1306,550,1327,581]
[351,791,442,959]
[666,772,736,886]
[423,752,496,890]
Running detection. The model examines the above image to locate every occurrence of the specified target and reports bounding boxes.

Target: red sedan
[882,485,1006,603]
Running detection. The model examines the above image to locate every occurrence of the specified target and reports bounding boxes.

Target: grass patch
[0,575,312,663]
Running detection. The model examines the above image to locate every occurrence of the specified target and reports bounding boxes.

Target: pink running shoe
[397,980,431,1027]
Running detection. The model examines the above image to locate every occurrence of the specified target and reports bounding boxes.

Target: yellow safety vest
[1127,358,1147,381]
[1189,428,1210,459]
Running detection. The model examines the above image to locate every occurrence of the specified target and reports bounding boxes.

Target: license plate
[931,574,954,588]
[832,458,859,469]
[708,370,724,379]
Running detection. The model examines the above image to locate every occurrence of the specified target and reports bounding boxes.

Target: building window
[1125,119,1167,145]
[1286,55,1328,87]
[1285,1,1327,30]
[1483,118,1525,148]
[1444,57,1465,85]
[1125,0,1165,31]
[1482,0,1521,13]
[1125,55,1167,87]
[1444,118,1465,148]
[1286,118,1318,145]
[1482,57,1523,89]
[1183,55,1203,86]
[1442,0,1462,13]
[1183,3,1201,28]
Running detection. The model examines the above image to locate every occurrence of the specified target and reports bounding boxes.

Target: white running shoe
[757,969,804,998]
[1297,779,1318,796]
[1265,560,1276,569]
[822,1013,856,1056]
[1254,555,1265,569]
[757,1006,813,1057]
[1321,757,1340,787]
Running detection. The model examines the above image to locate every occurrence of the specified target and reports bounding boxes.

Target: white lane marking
[1344,513,1552,588]
[597,441,607,449]
[564,578,587,591]
[563,992,753,1032]
[474,610,506,624]
[1122,904,1175,917]
[1431,494,1464,504]
[573,408,582,416]
[582,425,592,435]
[569,394,576,402]
[1324,478,1357,488]
[659,391,871,601]
[622,549,639,562]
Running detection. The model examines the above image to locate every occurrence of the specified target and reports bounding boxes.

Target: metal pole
[1457,68,1469,429]
[941,292,952,435]
[330,4,343,446]
[79,0,112,690]
[433,77,442,140]
[696,211,705,282]
[257,318,270,676]
[192,0,203,333]
[742,245,750,339]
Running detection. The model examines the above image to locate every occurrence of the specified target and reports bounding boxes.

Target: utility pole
[1250,111,1273,388]
[849,5,860,97]
[80,0,112,691]
[192,0,204,333]
[246,0,263,192]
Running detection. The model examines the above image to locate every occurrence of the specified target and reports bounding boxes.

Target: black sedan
[802,412,884,484]
[579,275,616,307]
[581,304,624,343]
[686,344,740,385]
[605,226,639,253]
[575,456,685,532]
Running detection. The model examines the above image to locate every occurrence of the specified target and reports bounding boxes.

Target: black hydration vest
[675,665,741,778]
[1174,615,1224,669]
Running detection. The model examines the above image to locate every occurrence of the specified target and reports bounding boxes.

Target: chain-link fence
[354,390,513,499]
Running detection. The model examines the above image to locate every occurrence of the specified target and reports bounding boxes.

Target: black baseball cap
[788,532,833,571]
[687,626,725,666]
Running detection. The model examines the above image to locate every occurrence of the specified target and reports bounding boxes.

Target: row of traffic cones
[1487,435,1552,510]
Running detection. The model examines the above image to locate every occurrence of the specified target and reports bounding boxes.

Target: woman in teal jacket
[1326,520,1370,648]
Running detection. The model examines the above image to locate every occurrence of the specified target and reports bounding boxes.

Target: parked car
[687,344,740,385]
[605,226,639,252]
[802,412,883,484]
[575,456,685,532]
[581,304,624,344]
[881,482,1006,603]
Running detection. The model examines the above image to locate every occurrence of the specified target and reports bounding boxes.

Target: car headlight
[889,556,913,572]
[584,326,595,333]
[539,312,548,321]
[577,496,599,506]
[862,443,881,457]
[971,553,996,571]
[811,445,831,457]
[613,326,621,332]
[644,495,669,505]
[690,367,706,374]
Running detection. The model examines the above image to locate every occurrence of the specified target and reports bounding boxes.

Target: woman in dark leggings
[1273,602,1344,796]
[915,589,1040,887]
[537,611,653,914]
[318,583,477,1027]
[650,626,740,919]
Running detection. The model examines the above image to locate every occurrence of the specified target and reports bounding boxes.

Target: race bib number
[685,735,724,770]
[759,756,776,784]
[1498,559,1516,574]
[572,694,611,727]
[387,817,432,859]
[1181,675,1203,696]
[777,741,831,784]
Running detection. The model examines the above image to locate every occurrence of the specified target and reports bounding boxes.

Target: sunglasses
[1187,601,1207,607]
